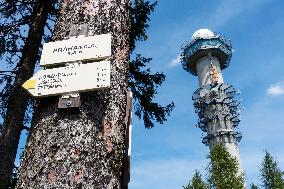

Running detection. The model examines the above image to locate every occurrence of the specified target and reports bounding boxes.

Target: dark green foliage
[0,0,32,128]
[0,0,58,186]
[207,144,245,189]
[260,151,284,189]
[0,0,58,131]
[0,176,17,189]
[183,170,209,189]
[0,4,35,182]
[0,0,30,57]
[130,0,157,51]
[0,174,16,189]
[250,183,258,189]
[129,54,174,128]
[129,0,174,128]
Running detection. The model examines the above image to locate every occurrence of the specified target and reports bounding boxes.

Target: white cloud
[169,54,181,67]
[267,81,284,96]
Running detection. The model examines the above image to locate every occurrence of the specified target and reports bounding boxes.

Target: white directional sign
[40,34,111,66]
[22,61,110,97]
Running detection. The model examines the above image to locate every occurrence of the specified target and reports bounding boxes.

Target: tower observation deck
[181,29,244,175]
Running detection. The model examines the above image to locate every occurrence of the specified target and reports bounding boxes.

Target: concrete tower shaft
[182,29,244,176]
[196,55,224,87]
[193,83,243,174]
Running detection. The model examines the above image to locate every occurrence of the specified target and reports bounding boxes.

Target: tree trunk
[0,1,52,186]
[16,0,130,188]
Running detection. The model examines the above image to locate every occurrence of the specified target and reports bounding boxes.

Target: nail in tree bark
[16,0,130,188]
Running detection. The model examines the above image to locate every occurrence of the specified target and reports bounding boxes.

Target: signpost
[22,61,110,98]
[22,32,112,100]
[40,34,111,66]
[22,28,133,182]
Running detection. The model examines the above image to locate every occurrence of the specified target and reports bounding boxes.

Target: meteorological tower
[181,29,244,174]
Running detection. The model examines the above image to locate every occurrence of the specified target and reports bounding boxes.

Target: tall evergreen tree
[250,183,258,189]
[0,0,173,186]
[0,0,58,187]
[16,1,131,187]
[260,151,284,189]
[16,0,173,188]
[183,170,208,189]
[207,144,245,189]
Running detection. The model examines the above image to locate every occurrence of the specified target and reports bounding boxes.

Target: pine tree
[260,151,284,189]
[15,0,173,188]
[207,144,245,189]
[17,0,130,189]
[16,1,131,187]
[1,0,173,187]
[250,183,258,189]
[129,0,174,128]
[183,170,208,189]
[0,0,58,187]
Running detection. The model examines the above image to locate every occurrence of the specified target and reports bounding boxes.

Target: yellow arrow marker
[22,79,36,90]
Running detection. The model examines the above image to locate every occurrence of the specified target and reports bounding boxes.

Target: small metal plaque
[58,94,81,109]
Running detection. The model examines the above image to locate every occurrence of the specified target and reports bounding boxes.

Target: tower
[181,29,244,174]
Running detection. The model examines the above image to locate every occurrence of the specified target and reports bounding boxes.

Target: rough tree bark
[16,0,130,188]
[0,0,53,185]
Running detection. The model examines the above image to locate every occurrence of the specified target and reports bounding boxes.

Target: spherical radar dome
[192,29,214,40]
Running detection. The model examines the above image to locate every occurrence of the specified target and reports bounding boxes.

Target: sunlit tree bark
[16,0,130,188]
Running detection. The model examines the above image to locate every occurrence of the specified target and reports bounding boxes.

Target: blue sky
[129,0,284,188]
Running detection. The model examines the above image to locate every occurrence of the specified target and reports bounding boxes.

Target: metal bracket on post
[58,93,81,109]
[58,24,88,110]
[68,24,89,38]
